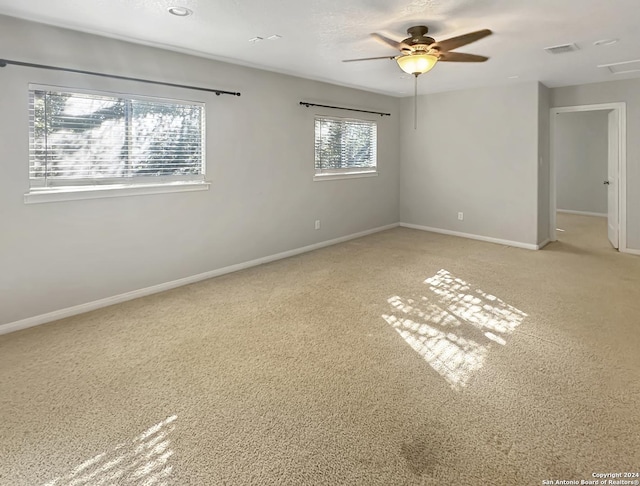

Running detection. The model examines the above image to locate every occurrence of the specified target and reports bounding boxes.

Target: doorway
[549,103,627,252]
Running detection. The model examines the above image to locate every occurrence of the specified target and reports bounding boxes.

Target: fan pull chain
[414,74,418,130]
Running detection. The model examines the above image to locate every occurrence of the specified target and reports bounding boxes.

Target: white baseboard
[621,247,640,256]
[0,223,399,336]
[537,239,551,249]
[399,223,539,250]
[557,209,607,218]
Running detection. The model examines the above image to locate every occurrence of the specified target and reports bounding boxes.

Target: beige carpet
[1,213,639,485]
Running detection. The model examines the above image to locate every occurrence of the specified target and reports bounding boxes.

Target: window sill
[24,180,211,204]
[313,171,378,182]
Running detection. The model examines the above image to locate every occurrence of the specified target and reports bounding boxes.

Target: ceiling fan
[344,25,492,74]
[344,25,492,127]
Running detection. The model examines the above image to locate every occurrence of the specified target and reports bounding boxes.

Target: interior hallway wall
[555,111,608,215]
[551,78,640,250]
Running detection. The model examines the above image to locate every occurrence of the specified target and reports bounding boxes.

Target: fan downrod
[404,25,435,47]
[407,25,429,38]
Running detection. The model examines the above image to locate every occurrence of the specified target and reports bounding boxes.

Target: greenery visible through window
[28,87,205,190]
[314,116,377,176]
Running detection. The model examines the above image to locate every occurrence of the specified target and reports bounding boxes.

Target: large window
[314,116,377,179]
[27,86,206,202]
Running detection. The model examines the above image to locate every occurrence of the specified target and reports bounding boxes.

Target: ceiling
[1,0,640,96]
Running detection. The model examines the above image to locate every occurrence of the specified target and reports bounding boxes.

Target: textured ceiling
[1,0,640,96]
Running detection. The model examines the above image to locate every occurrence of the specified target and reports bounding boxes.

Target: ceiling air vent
[544,43,579,54]
[598,59,640,74]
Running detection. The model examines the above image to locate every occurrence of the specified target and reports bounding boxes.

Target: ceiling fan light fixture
[396,53,438,75]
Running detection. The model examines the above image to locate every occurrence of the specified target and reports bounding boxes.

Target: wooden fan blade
[342,56,396,62]
[437,52,489,62]
[370,33,409,51]
[431,29,492,52]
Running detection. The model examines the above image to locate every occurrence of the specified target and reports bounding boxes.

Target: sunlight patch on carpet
[42,415,177,486]
[383,269,527,390]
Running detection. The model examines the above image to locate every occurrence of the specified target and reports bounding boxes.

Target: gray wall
[399,82,540,245]
[0,15,400,326]
[555,111,608,215]
[537,83,551,244]
[551,78,640,249]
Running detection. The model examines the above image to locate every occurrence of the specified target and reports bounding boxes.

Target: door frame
[549,102,627,252]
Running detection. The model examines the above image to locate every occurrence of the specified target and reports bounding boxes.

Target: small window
[27,86,206,202]
[314,116,377,180]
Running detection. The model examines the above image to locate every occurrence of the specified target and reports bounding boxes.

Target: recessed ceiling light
[249,36,264,43]
[594,38,619,46]
[508,75,520,79]
[267,34,282,40]
[167,6,192,17]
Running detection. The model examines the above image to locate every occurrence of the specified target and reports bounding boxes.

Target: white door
[607,110,619,249]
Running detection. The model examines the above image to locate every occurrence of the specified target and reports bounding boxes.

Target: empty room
[1,1,639,485]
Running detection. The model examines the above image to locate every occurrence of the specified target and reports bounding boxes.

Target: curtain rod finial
[0,60,7,67]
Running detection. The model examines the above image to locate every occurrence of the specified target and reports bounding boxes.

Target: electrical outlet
[458,212,464,221]
[315,220,321,230]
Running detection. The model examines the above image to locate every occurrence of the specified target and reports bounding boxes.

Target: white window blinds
[314,116,377,175]
[29,87,205,188]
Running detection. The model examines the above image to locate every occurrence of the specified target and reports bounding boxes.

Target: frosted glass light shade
[396,53,438,75]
